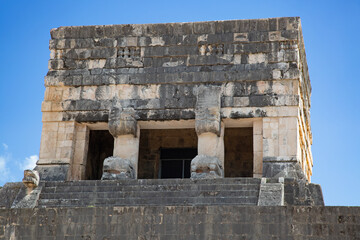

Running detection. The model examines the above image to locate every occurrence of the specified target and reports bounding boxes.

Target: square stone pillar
[36,121,77,181]
[253,120,263,178]
[69,123,90,180]
[112,127,140,177]
[262,117,306,180]
[191,85,224,178]
[104,106,139,179]
[197,123,225,165]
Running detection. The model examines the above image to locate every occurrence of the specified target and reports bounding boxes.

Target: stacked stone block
[38,17,313,181]
[1,17,353,240]
[0,178,323,209]
[1,206,359,239]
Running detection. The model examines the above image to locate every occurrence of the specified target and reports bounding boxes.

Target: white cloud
[20,155,38,171]
[0,156,10,184]
[0,156,6,171]
[0,144,10,183]
[0,150,39,186]
[2,143,8,150]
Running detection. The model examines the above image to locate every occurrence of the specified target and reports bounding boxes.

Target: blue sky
[0,0,359,206]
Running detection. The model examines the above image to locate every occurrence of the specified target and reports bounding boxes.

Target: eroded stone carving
[195,107,221,136]
[101,157,135,180]
[22,170,40,190]
[273,162,307,181]
[118,47,141,59]
[190,155,223,179]
[198,44,224,56]
[257,178,285,206]
[195,85,222,136]
[108,105,137,137]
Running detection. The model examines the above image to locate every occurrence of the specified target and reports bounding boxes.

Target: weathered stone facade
[37,17,313,182]
[1,205,360,239]
[3,17,352,240]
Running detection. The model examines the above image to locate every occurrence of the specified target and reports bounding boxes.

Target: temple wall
[44,17,304,122]
[38,17,313,181]
[1,206,359,239]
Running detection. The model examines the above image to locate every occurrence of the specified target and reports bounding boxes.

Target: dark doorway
[224,127,253,177]
[85,130,114,180]
[160,148,196,179]
[138,129,198,179]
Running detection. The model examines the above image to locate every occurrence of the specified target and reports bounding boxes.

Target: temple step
[41,178,261,186]
[40,184,260,194]
[36,178,261,208]
[37,197,258,207]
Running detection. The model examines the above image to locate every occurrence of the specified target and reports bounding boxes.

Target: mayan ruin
[0,17,359,239]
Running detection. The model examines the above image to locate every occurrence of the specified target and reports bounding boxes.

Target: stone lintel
[262,156,299,162]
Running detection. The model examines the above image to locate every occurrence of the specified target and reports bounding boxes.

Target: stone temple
[1,17,359,239]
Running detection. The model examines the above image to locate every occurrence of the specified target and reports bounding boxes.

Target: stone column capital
[195,85,222,136]
[108,107,137,138]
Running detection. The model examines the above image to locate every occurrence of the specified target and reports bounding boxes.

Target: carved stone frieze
[108,105,137,137]
[195,85,222,136]
[22,170,40,189]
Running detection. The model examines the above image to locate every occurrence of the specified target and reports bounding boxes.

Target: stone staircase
[36,178,261,208]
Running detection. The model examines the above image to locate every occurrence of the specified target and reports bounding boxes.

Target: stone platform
[1,205,359,239]
[1,178,323,209]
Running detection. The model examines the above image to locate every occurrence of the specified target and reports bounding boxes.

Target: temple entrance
[138,129,197,179]
[160,148,196,179]
[85,130,114,180]
[224,127,253,177]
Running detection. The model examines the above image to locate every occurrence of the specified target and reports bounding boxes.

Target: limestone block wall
[38,17,313,181]
[1,206,359,239]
